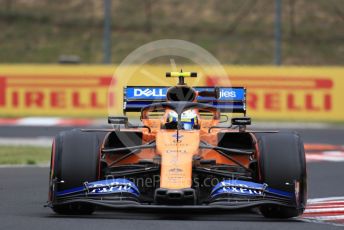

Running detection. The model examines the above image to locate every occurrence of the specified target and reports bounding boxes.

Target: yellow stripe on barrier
[0,65,343,121]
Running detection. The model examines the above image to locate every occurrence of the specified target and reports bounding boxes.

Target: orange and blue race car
[47,71,307,218]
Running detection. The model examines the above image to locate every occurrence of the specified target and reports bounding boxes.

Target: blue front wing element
[211,180,294,199]
[56,178,140,197]
[53,178,295,208]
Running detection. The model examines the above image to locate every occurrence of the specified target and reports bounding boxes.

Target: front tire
[256,132,307,218]
[49,129,104,215]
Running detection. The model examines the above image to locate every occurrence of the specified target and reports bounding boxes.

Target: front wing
[47,178,301,211]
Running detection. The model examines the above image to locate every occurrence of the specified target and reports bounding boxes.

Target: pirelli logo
[206,76,333,112]
[0,68,342,120]
[0,75,115,115]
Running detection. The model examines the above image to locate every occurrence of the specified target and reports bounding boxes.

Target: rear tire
[49,129,104,215]
[256,132,307,218]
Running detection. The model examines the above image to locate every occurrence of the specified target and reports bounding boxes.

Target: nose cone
[156,130,200,189]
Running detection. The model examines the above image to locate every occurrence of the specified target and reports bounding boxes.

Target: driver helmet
[166,109,199,130]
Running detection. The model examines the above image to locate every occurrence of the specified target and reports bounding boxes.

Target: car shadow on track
[45,208,302,223]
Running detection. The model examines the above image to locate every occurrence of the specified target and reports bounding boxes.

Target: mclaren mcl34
[47,71,307,218]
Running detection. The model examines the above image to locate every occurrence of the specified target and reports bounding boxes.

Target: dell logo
[133,88,165,97]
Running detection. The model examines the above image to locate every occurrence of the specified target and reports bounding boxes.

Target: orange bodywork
[105,112,252,190]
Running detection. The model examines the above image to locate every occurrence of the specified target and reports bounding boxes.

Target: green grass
[0,145,51,165]
[0,0,343,65]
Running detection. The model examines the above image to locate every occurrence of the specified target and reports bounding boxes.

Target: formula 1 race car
[47,71,307,218]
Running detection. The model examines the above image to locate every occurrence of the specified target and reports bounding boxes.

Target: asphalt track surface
[0,125,344,230]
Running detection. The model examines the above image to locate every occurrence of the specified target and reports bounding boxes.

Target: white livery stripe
[17,117,60,126]
[307,197,344,203]
[0,117,98,127]
[300,196,344,227]
[303,215,344,221]
[304,207,344,213]
[307,205,344,209]
[306,154,344,162]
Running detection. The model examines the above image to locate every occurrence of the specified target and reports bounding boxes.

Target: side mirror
[231,117,251,126]
[108,116,128,126]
